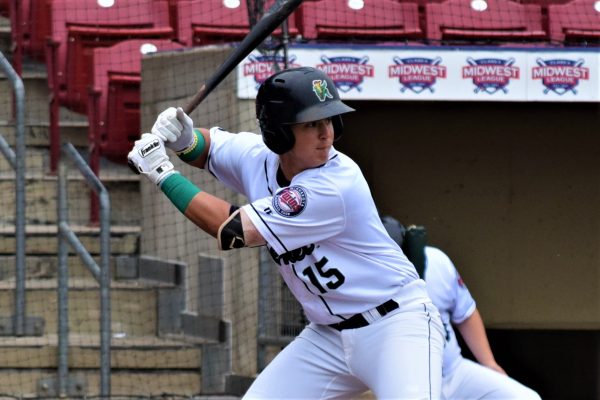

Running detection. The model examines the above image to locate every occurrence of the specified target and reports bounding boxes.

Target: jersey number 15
[302,257,345,294]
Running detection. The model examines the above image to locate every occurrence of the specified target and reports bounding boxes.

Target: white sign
[237,46,600,102]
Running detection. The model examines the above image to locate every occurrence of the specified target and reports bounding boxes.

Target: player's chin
[315,147,331,162]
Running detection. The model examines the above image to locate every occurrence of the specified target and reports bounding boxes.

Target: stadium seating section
[175,0,298,47]
[547,0,600,43]
[297,0,423,41]
[40,0,173,171]
[1,0,596,175]
[425,0,546,42]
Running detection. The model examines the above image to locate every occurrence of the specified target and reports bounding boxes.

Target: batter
[129,67,444,399]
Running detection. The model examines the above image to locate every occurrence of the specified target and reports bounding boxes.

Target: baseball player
[382,218,541,400]
[128,67,444,399]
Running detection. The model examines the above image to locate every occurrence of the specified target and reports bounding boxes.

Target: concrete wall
[140,46,259,376]
[339,100,600,329]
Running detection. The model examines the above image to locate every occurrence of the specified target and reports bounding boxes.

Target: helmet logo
[312,79,333,102]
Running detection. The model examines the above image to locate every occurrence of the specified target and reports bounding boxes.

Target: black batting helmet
[256,67,355,154]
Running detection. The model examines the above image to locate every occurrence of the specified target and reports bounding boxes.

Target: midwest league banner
[237,45,599,102]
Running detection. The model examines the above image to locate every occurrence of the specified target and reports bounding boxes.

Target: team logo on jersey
[312,80,333,102]
[317,55,375,93]
[532,58,589,96]
[389,56,447,94]
[462,57,520,94]
[243,54,300,88]
[272,186,307,217]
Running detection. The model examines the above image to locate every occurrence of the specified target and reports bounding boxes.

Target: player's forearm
[456,309,500,369]
[184,191,234,237]
[159,173,229,237]
[160,173,265,246]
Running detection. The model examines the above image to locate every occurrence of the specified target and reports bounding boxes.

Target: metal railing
[57,143,111,397]
[0,50,28,336]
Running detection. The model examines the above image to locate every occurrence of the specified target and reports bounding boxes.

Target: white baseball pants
[244,302,444,400]
[442,358,541,400]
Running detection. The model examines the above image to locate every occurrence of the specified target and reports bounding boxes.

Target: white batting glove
[127,133,177,186]
[151,107,195,153]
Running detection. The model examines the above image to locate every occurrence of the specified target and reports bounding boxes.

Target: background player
[382,216,541,400]
[128,67,444,399]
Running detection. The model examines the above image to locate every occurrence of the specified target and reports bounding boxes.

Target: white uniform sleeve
[206,127,266,194]
[445,254,476,324]
[242,181,345,255]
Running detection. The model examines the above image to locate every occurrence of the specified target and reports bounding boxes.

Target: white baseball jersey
[424,246,541,400]
[424,246,476,376]
[207,128,430,325]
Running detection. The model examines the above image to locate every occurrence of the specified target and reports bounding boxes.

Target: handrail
[0,50,26,336]
[58,143,111,397]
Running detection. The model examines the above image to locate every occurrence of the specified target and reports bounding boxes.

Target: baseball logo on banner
[316,55,374,93]
[243,54,301,88]
[532,58,589,96]
[462,57,520,94]
[389,56,447,94]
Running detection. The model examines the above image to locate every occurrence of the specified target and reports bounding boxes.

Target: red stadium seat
[6,0,29,74]
[28,0,56,60]
[86,38,183,223]
[175,0,298,47]
[64,24,173,114]
[43,0,173,172]
[87,39,184,168]
[425,0,546,42]
[548,0,600,43]
[297,0,423,42]
[0,0,8,17]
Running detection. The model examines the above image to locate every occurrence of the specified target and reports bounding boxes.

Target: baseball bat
[183,0,305,114]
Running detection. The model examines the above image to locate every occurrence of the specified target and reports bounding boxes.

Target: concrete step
[0,278,173,336]
[0,56,93,128]
[0,254,138,280]
[0,64,52,123]
[0,333,202,369]
[0,224,139,255]
[2,370,202,398]
[0,172,141,226]
[0,144,135,178]
[0,118,89,148]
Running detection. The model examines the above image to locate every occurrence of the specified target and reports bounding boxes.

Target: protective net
[0,0,596,398]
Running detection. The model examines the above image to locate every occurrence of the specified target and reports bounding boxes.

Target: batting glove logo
[139,139,161,157]
[273,186,307,217]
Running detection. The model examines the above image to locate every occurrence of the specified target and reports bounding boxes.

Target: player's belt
[328,299,399,331]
